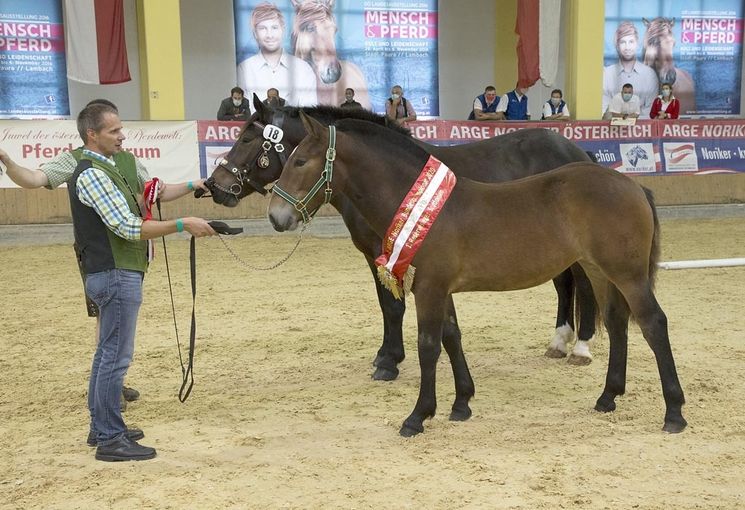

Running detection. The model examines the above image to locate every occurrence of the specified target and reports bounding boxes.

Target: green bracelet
[187,181,194,191]
[175,218,184,233]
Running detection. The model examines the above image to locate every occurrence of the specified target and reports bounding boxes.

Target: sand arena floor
[0,217,744,509]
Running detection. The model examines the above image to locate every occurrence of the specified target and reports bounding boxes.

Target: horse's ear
[290,0,303,10]
[643,17,650,27]
[299,111,324,139]
[253,93,265,117]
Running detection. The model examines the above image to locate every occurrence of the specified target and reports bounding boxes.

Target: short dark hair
[85,98,118,111]
[484,86,497,93]
[77,103,118,143]
[345,88,355,94]
[550,89,563,97]
[231,86,244,96]
[622,83,634,91]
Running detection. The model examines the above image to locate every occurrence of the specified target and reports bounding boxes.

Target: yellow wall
[564,0,605,120]
[136,0,185,120]
[493,0,518,94]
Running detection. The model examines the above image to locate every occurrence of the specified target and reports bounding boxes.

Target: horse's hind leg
[595,283,630,414]
[365,258,406,381]
[441,295,474,422]
[545,269,575,359]
[621,282,687,433]
[568,264,598,365]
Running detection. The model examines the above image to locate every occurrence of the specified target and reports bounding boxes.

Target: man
[0,99,192,409]
[603,21,659,118]
[69,103,216,461]
[542,89,571,121]
[496,84,530,120]
[236,2,317,107]
[217,86,251,121]
[468,86,500,120]
[262,87,286,107]
[609,83,641,119]
[385,85,417,126]
[340,88,362,109]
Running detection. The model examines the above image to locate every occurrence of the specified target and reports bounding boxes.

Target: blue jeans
[85,269,143,443]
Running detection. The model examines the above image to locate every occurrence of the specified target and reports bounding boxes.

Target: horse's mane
[642,17,674,67]
[275,104,412,137]
[333,118,428,162]
[292,2,334,57]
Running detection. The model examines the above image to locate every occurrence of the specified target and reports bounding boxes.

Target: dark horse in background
[203,96,598,381]
[267,113,687,436]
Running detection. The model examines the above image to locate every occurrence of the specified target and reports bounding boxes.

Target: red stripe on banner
[516,0,540,88]
[93,0,130,84]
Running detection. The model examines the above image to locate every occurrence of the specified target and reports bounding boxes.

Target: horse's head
[269,112,336,232]
[291,0,342,84]
[643,17,676,84]
[204,95,291,207]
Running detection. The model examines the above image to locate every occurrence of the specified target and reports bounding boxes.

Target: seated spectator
[468,86,500,120]
[609,83,641,120]
[541,89,570,121]
[263,88,286,108]
[340,88,362,109]
[496,84,530,120]
[650,83,680,119]
[385,85,417,126]
[217,87,250,121]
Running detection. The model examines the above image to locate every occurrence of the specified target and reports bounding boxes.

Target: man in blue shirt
[496,84,530,120]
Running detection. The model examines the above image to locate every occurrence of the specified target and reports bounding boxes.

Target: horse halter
[273,125,336,223]
[205,111,289,198]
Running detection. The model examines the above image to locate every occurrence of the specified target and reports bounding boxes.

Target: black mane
[333,118,429,163]
[274,104,412,137]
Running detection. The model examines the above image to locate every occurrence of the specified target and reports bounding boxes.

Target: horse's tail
[643,186,661,288]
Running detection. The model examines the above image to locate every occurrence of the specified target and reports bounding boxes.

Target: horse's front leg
[400,287,446,437]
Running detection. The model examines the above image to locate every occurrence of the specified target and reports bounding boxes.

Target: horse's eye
[294,158,307,166]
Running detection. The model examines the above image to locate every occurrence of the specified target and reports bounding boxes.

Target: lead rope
[155,200,195,402]
[215,221,308,271]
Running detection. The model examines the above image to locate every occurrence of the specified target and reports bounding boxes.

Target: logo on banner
[663,143,699,173]
[619,143,655,173]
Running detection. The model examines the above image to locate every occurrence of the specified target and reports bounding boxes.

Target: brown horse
[203,99,599,382]
[643,17,696,115]
[291,0,371,108]
[267,113,687,436]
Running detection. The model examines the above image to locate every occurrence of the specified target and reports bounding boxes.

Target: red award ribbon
[142,178,161,221]
[374,155,457,299]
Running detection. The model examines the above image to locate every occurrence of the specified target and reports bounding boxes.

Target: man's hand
[182,217,217,238]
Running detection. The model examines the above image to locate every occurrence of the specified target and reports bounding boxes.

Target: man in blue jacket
[468,85,501,120]
[496,84,530,120]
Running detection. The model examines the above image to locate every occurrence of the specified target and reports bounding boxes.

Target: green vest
[69,152,148,274]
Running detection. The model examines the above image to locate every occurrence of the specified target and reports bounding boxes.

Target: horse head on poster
[291,0,341,84]
[642,17,677,85]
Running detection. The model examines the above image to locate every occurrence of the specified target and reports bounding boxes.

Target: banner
[0,0,69,119]
[233,0,439,117]
[0,120,200,187]
[196,120,245,178]
[603,0,744,117]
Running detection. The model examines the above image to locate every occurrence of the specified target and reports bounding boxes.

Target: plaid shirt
[41,149,149,189]
[76,150,143,240]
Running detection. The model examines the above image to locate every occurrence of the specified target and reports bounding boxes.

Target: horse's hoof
[399,421,424,437]
[373,354,383,367]
[567,353,592,366]
[594,396,616,413]
[663,416,687,433]
[449,406,472,422]
[372,365,399,381]
[545,347,568,359]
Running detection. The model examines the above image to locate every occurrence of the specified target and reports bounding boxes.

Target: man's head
[77,104,124,157]
[345,88,355,101]
[266,87,281,106]
[231,86,245,101]
[621,83,634,102]
[390,85,403,99]
[615,21,639,63]
[550,89,563,106]
[86,98,118,112]
[252,2,285,53]
[484,86,497,103]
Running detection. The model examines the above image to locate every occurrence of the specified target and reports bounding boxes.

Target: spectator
[385,85,417,126]
[496,84,530,120]
[542,89,570,121]
[340,88,362,109]
[69,103,217,461]
[262,87,286,108]
[649,82,680,119]
[603,21,659,118]
[609,83,641,120]
[236,2,317,107]
[217,86,251,121]
[468,85,500,120]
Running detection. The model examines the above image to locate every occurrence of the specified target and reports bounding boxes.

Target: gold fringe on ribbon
[376,265,416,300]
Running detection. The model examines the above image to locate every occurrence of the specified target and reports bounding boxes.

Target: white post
[658,258,745,270]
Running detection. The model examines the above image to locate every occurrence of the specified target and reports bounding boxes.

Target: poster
[0,0,69,119]
[233,0,439,117]
[603,0,744,117]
